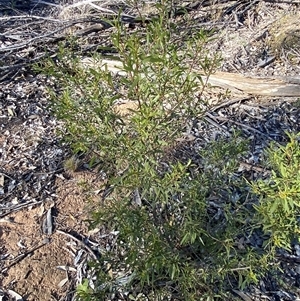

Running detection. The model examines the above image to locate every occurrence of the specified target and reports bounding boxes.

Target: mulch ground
[1,1,300,300]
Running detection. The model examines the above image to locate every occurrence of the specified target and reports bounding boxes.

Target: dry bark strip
[204,71,300,97]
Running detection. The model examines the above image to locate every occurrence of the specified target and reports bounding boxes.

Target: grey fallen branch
[82,58,300,97]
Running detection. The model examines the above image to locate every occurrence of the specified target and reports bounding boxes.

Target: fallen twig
[2,240,50,273]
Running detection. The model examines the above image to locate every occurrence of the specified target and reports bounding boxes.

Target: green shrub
[35,2,293,300]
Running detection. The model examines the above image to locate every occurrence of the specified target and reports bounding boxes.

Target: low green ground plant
[35,1,300,300]
[252,133,300,251]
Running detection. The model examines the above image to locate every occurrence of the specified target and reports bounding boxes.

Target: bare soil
[1,170,102,301]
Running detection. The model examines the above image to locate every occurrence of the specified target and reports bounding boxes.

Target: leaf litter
[0,0,300,300]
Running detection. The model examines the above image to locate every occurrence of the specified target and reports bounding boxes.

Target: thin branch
[0,15,63,22]
[2,240,50,273]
